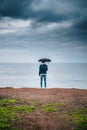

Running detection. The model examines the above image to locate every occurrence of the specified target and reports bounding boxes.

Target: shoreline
[0,87,87,90]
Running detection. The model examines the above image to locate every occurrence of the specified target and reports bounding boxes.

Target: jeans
[40,75,46,88]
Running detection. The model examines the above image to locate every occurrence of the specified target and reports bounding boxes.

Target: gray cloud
[0,0,70,23]
[0,0,86,36]
[73,12,87,31]
[0,0,86,21]
[0,0,87,63]
[0,0,34,19]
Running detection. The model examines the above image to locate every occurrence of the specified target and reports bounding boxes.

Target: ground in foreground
[0,88,87,130]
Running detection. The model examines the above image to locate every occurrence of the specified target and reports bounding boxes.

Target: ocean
[0,63,87,89]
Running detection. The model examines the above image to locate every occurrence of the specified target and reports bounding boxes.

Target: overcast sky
[0,0,87,63]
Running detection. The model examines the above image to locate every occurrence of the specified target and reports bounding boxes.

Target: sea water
[0,63,87,89]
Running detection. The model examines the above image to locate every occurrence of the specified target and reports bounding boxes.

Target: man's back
[39,64,48,75]
[39,63,48,88]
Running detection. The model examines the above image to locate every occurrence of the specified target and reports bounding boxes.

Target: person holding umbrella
[38,58,51,88]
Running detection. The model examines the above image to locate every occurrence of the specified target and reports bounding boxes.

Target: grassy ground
[0,88,87,130]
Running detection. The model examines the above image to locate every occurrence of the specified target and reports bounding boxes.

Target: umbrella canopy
[38,58,51,63]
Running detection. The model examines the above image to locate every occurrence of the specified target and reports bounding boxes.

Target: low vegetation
[71,108,87,130]
[15,105,36,112]
[0,97,18,130]
[0,96,37,130]
[42,102,65,112]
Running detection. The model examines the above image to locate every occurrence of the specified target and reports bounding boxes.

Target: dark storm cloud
[0,0,70,22]
[74,13,87,32]
[0,0,35,19]
[69,11,87,42]
[0,0,87,42]
[0,0,86,21]
[0,0,87,29]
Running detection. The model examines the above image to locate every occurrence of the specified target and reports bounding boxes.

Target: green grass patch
[15,105,36,112]
[0,97,29,130]
[0,106,18,130]
[75,120,87,130]
[72,108,87,123]
[0,98,17,107]
[41,102,65,112]
[0,97,36,130]
[42,104,57,112]
[53,102,65,107]
[71,108,87,130]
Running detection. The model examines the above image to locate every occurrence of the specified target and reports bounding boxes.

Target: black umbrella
[38,58,51,63]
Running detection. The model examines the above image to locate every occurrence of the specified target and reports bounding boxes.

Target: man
[39,61,48,88]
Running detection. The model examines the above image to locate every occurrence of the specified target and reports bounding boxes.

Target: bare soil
[0,88,87,130]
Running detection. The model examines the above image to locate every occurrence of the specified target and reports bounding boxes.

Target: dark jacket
[39,64,48,75]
